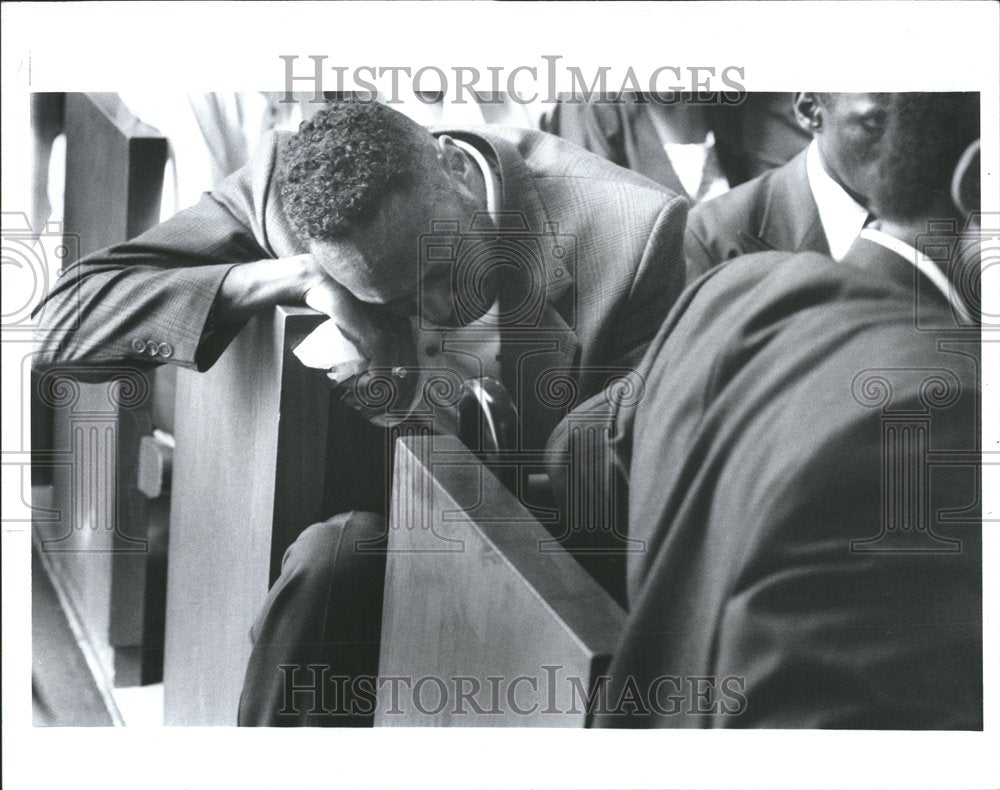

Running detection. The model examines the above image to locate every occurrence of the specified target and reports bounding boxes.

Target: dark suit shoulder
[685,151,816,280]
[688,168,773,235]
[685,165,782,271]
[692,249,900,313]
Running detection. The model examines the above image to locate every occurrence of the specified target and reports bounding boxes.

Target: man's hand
[303,273,420,423]
[214,253,329,325]
[215,253,419,417]
[303,271,416,378]
[216,253,411,365]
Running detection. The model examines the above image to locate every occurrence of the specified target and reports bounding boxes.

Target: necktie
[693,145,726,203]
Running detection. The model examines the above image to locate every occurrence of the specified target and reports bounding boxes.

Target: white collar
[859,227,974,324]
[662,131,728,201]
[806,140,870,261]
[452,138,501,216]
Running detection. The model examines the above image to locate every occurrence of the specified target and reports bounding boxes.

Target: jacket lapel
[752,150,830,256]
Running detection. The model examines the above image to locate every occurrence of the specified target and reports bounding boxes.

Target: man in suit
[595,92,981,728]
[685,92,900,281]
[541,93,810,203]
[33,100,688,724]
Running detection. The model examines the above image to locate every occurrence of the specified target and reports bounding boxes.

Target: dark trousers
[237,511,387,726]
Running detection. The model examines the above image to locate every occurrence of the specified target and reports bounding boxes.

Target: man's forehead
[309,237,368,271]
[836,93,894,114]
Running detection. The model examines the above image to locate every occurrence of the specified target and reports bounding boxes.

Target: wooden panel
[37,376,147,681]
[163,306,329,725]
[62,93,166,267]
[377,435,625,727]
[35,92,169,688]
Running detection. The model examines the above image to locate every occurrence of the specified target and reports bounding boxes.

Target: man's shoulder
[688,152,806,235]
[688,248,956,347]
[217,129,305,257]
[656,249,965,432]
[682,249,827,312]
[438,125,679,201]
[683,151,814,277]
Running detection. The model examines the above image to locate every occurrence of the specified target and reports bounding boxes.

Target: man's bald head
[794,92,979,220]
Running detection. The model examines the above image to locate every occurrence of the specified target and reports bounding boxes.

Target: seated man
[685,92,888,281]
[32,100,688,725]
[596,92,981,728]
[542,93,809,200]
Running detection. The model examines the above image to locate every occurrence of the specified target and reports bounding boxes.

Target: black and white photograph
[2,3,998,789]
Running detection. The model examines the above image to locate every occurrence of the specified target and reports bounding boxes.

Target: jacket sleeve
[712,410,982,729]
[32,135,280,378]
[611,192,689,372]
[541,193,689,605]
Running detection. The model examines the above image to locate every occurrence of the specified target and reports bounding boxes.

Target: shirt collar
[662,131,728,202]
[859,227,974,324]
[452,138,501,216]
[806,140,870,261]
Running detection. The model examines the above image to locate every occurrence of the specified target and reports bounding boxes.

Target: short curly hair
[279,101,426,241]
[871,93,979,221]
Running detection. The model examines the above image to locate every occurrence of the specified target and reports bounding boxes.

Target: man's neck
[875,219,928,252]
[464,150,489,210]
[862,218,976,325]
[878,208,960,262]
[875,211,968,295]
[814,141,869,209]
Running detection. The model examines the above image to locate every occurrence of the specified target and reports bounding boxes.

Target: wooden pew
[377,435,625,727]
[162,315,626,726]
[163,306,331,725]
[34,92,170,688]
[163,323,626,726]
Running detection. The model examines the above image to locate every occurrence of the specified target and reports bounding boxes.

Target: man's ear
[951,138,980,219]
[794,92,824,135]
[436,134,477,191]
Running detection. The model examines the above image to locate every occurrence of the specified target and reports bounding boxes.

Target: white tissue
[293,318,368,380]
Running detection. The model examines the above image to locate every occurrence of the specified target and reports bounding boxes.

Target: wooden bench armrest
[377,434,625,727]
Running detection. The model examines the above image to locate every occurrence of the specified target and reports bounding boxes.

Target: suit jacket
[540,94,811,199]
[33,125,688,450]
[684,149,828,282]
[595,246,981,728]
[541,96,696,197]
